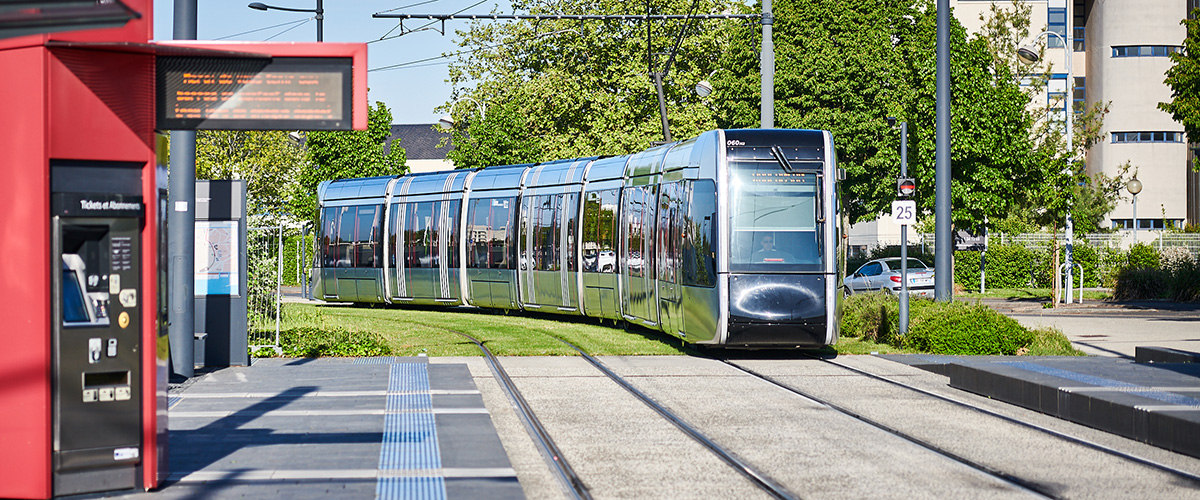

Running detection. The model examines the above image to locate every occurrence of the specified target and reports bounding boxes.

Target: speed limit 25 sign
[892,200,917,226]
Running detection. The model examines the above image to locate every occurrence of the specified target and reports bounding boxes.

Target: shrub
[837,294,1076,355]
[1127,243,1160,269]
[839,292,897,343]
[903,301,1034,355]
[253,326,392,358]
[1166,258,1200,302]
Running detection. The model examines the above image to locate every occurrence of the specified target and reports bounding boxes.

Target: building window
[1048,8,1067,48]
[1112,45,1182,58]
[1112,219,1183,230]
[1111,131,1183,143]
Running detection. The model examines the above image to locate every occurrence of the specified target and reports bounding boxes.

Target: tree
[713,0,1040,233]
[1160,9,1200,170]
[293,101,408,222]
[442,0,743,166]
[195,130,306,225]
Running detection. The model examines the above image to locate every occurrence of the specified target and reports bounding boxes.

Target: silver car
[843,257,935,297]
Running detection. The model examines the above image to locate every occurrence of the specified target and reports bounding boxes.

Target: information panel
[157,56,352,130]
[195,220,239,296]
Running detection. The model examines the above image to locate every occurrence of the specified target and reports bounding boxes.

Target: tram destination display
[157,56,352,130]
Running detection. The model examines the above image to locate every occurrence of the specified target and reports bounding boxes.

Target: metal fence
[918,232,1200,257]
[247,226,283,354]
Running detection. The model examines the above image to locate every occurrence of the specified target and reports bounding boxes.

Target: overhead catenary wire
[370,0,490,43]
[214,17,312,41]
[369,28,577,72]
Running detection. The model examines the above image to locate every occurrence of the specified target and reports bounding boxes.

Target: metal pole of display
[760,0,774,129]
[900,121,909,335]
[168,0,198,379]
[934,0,952,301]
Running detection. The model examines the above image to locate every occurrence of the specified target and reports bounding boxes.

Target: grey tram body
[315,129,842,348]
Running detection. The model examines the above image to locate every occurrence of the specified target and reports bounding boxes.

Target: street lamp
[437,96,486,130]
[1126,177,1142,242]
[1018,30,1076,303]
[248,1,324,42]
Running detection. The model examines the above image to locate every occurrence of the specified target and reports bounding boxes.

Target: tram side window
[467,198,513,269]
[321,207,338,267]
[444,200,461,268]
[624,187,647,277]
[582,189,619,273]
[564,193,579,272]
[336,206,357,268]
[388,203,399,267]
[355,205,381,268]
[532,195,561,271]
[682,180,717,287]
[406,202,438,269]
[658,182,683,283]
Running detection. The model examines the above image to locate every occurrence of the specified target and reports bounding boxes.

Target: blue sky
[152,0,502,125]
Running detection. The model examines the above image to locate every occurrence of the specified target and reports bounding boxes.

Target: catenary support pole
[760,0,773,129]
[934,0,952,302]
[900,121,909,335]
[168,0,198,378]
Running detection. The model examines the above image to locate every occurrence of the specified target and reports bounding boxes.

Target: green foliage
[905,301,1034,355]
[1160,10,1200,158]
[252,326,392,358]
[838,293,1079,356]
[294,102,408,222]
[194,130,306,224]
[714,0,1048,234]
[1111,247,1200,302]
[1127,242,1161,269]
[443,0,738,166]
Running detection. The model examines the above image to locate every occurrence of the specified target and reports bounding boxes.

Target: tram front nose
[726,274,830,347]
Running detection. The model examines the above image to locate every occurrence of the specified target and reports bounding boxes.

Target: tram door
[656,182,684,336]
[621,185,657,325]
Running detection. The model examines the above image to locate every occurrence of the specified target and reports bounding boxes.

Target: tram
[314,129,843,347]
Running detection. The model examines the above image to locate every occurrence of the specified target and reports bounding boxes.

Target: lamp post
[1018,29,1075,303]
[1126,177,1142,242]
[248,0,324,41]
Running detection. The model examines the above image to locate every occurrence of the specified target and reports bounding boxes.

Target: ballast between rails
[314,129,845,348]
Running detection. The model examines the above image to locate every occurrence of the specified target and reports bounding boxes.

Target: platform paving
[888,350,1200,459]
[110,357,522,500]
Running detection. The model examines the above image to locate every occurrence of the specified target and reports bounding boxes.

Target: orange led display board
[157,56,352,130]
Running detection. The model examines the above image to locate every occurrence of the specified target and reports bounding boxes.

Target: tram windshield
[729,160,823,272]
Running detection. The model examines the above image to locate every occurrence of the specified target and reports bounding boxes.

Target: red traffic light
[897,177,916,198]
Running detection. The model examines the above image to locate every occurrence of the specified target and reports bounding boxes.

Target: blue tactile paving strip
[378,362,447,500]
[109,358,521,500]
[927,355,1200,459]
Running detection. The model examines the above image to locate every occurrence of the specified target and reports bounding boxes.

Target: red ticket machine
[0,2,166,497]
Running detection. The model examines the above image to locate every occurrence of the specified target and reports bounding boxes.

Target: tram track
[366,312,1200,498]
[428,322,798,500]
[720,354,1200,499]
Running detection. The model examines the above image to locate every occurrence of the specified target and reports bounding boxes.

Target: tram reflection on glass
[315,129,843,347]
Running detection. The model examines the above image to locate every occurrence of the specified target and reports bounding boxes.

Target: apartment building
[959,0,1198,233]
[849,0,1199,254]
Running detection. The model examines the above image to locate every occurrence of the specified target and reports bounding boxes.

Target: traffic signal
[897,177,916,198]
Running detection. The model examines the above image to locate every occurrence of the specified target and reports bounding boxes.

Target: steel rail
[806,355,1200,486]
[448,329,593,500]
[725,359,1059,500]
[556,339,798,500]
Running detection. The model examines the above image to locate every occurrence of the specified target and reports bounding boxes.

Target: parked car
[843,257,935,297]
